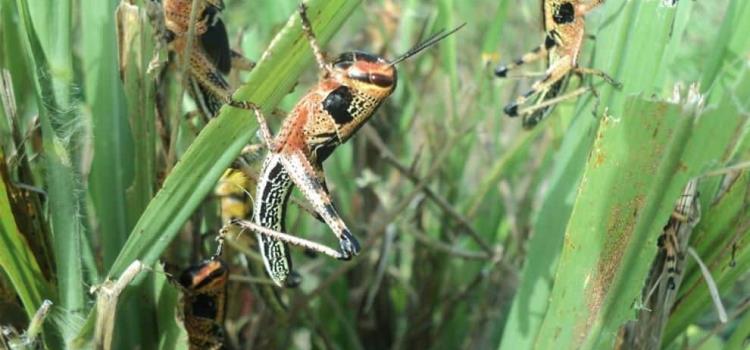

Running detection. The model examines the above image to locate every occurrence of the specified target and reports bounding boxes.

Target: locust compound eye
[369,73,394,88]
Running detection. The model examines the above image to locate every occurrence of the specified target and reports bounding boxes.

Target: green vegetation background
[0,0,748,349]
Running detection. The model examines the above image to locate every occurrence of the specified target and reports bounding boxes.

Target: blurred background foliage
[0,0,749,349]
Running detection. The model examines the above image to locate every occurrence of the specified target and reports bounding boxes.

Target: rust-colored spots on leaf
[578,195,645,342]
[594,151,607,167]
[677,161,688,172]
[590,119,609,168]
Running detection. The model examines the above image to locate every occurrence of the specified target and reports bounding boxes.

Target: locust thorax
[331,51,397,100]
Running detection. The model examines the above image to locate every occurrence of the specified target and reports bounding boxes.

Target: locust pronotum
[494,0,620,128]
[228,4,465,287]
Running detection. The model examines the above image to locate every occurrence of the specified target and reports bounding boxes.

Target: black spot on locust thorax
[553,2,576,24]
[323,85,355,124]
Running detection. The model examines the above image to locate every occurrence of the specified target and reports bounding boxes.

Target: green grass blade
[436,0,459,120]
[119,0,158,236]
[81,0,133,271]
[498,114,597,349]
[533,95,742,349]
[726,301,750,350]
[14,0,88,341]
[153,264,188,350]
[27,0,74,109]
[90,1,161,347]
[700,0,750,89]
[0,0,35,115]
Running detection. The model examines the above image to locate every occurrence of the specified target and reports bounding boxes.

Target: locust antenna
[388,23,466,66]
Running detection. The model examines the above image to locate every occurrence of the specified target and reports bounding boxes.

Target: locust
[168,250,229,350]
[624,180,702,347]
[494,0,620,128]
[162,0,254,119]
[228,4,465,287]
[657,180,700,291]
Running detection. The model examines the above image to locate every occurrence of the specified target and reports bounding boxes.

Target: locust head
[329,23,466,101]
[178,258,229,293]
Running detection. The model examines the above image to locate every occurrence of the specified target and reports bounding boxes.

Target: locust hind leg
[658,227,683,290]
[494,34,554,78]
[279,150,360,260]
[520,85,588,128]
[232,218,346,261]
[519,67,621,127]
[504,56,574,118]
